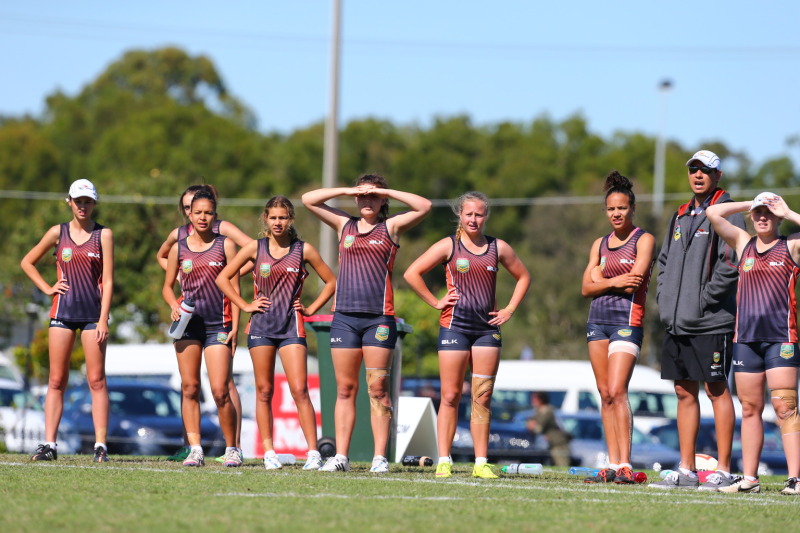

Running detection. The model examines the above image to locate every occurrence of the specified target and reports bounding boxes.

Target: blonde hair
[452,191,490,241]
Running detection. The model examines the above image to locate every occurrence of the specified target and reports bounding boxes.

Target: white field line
[0,461,242,475]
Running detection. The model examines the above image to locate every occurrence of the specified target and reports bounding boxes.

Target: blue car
[62,378,225,456]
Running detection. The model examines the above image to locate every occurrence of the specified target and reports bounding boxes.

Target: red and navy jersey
[333,217,398,315]
[177,235,231,328]
[588,227,653,327]
[735,236,800,343]
[50,223,106,322]
[247,238,308,338]
[177,220,221,241]
[440,236,499,335]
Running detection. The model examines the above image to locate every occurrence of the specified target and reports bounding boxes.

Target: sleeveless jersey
[333,218,398,315]
[587,227,652,327]
[177,220,221,241]
[50,223,106,322]
[248,238,308,338]
[177,235,231,328]
[735,236,800,343]
[439,236,500,334]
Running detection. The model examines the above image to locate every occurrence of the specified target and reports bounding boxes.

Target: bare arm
[581,237,644,298]
[162,243,182,319]
[216,240,266,314]
[297,243,337,316]
[222,237,241,350]
[96,227,114,344]
[491,239,531,326]
[20,225,66,296]
[403,237,458,310]
[219,220,254,248]
[301,187,359,234]
[157,228,180,272]
[377,189,432,240]
[706,201,753,256]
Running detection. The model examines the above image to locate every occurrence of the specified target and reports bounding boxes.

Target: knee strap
[366,368,392,418]
[471,374,496,425]
[771,389,800,434]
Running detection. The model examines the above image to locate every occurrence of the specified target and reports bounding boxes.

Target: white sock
[438,456,451,465]
[618,463,632,470]
[475,457,487,466]
[191,445,203,453]
[716,470,731,479]
[679,467,697,478]
[744,475,758,482]
[607,463,619,471]
[94,442,106,451]
[46,442,57,448]
[265,450,277,458]
[335,453,348,461]
[307,450,320,457]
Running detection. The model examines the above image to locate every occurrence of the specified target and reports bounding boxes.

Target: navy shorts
[50,319,97,331]
[661,333,733,382]
[247,335,306,349]
[330,311,397,350]
[174,317,232,349]
[586,323,643,346]
[732,342,800,373]
[437,327,501,351]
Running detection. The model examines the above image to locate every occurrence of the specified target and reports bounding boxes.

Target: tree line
[1,47,797,379]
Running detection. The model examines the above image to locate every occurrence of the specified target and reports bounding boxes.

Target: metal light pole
[320,0,342,271]
[653,79,673,219]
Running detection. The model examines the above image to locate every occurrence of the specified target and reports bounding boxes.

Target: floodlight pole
[653,79,673,219]
[320,0,342,271]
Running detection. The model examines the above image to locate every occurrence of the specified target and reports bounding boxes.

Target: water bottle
[569,466,600,476]
[402,455,433,467]
[168,298,195,339]
[501,463,543,475]
[659,469,674,479]
[632,471,648,483]
[277,454,296,465]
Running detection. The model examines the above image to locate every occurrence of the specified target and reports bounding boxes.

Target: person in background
[216,195,336,471]
[581,171,655,485]
[157,184,250,463]
[162,189,240,467]
[404,191,530,479]
[706,193,800,494]
[526,391,572,467]
[302,174,431,473]
[650,150,743,491]
[21,179,114,463]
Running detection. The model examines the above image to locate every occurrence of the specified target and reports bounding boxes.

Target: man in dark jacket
[650,150,745,491]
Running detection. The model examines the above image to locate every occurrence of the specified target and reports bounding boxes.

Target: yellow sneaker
[472,463,498,479]
[435,461,452,479]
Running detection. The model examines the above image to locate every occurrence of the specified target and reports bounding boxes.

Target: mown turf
[1,454,796,533]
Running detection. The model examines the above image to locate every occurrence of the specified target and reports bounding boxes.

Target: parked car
[62,378,224,456]
[648,417,787,476]
[0,378,78,454]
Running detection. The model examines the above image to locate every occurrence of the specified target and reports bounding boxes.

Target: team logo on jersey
[181,260,193,275]
[217,332,228,343]
[375,325,390,342]
[61,248,73,263]
[780,343,795,360]
[713,352,721,364]
[456,259,470,273]
[492,333,501,341]
[259,263,271,278]
[617,328,633,338]
[343,235,355,249]
[742,258,755,272]
[599,256,606,271]
[673,225,681,241]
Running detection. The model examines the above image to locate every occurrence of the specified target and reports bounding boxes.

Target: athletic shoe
[223,448,243,467]
[183,448,205,467]
[436,462,453,479]
[319,456,350,472]
[215,454,225,463]
[698,472,738,492]
[781,477,800,495]
[30,444,57,461]
[718,477,760,493]
[93,446,109,463]
[472,463,498,479]
[166,446,190,462]
[370,455,389,473]
[263,453,282,470]
[614,466,635,484]
[303,451,323,471]
[648,470,699,489]
[584,468,616,483]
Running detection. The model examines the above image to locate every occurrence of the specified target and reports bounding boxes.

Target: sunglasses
[688,165,717,175]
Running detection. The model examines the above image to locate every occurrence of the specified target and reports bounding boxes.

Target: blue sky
[2,1,799,168]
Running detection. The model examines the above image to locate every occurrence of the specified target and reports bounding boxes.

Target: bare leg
[674,379,700,471]
[705,380,735,473]
[44,327,76,443]
[363,345,394,457]
[205,344,236,447]
[175,341,203,446]
[279,343,319,451]
[331,348,362,457]
[81,328,109,445]
[469,347,500,459]
[607,351,636,465]
[735,371,765,478]
[589,340,620,464]
[437,351,470,458]
[250,345,278,452]
[766,367,800,478]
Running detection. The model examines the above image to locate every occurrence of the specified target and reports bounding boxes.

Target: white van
[493,360,729,433]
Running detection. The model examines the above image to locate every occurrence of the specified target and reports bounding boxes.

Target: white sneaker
[370,455,389,473]
[223,447,243,467]
[320,455,350,472]
[263,453,283,470]
[303,451,323,471]
[182,448,205,467]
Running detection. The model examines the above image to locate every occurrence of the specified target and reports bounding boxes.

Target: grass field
[1,453,796,533]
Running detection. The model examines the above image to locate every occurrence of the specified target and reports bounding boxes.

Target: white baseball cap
[685,150,721,170]
[67,179,98,202]
[750,191,777,211]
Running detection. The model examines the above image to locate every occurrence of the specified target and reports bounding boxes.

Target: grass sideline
[1,453,797,533]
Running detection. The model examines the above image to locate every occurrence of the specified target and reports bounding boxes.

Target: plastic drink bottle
[277,454,296,465]
[501,463,543,475]
[568,466,600,476]
[168,298,195,339]
[632,471,648,483]
[401,455,433,467]
[659,469,674,479]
